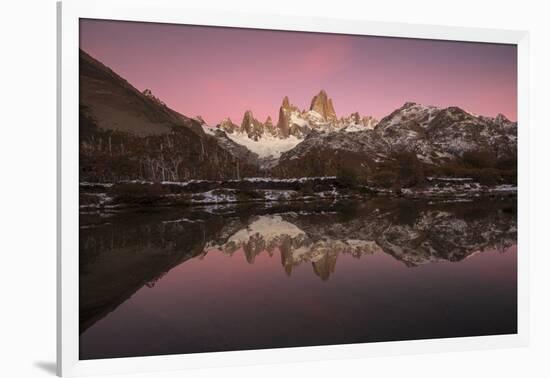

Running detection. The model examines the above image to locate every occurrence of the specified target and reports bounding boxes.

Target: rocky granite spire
[276,96,298,138]
[241,110,264,141]
[282,96,291,110]
[264,116,275,135]
[309,90,337,121]
[276,107,290,138]
[219,117,238,133]
[350,112,361,125]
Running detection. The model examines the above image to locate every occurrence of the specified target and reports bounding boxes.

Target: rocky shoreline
[79,176,517,211]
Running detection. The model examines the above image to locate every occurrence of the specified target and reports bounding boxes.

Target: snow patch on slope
[202,125,217,136]
[383,103,440,129]
[344,123,367,132]
[225,132,303,159]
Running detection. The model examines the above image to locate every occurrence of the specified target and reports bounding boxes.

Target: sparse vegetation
[426,149,517,186]
[368,150,425,189]
[393,150,425,188]
[462,149,497,169]
[80,120,259,183]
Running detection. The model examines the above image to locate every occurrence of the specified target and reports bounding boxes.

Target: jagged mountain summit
[203,90,379,159]
[374,102,517,161]
[310,89,337,120]
[276,91,378,138]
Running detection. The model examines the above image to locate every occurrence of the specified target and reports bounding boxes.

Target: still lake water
[79,198,517,360]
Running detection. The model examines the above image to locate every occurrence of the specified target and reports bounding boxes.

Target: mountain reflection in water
[201,214,381,281]
[79,198,517,360]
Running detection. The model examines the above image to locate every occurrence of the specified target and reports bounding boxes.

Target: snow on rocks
[225,132,303,158]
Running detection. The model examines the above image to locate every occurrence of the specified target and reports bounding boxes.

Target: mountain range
[274,101,517,179]
[79,49,517,185]
[200,89,377,159]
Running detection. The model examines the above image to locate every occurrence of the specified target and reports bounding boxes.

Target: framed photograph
[58,0,529,376]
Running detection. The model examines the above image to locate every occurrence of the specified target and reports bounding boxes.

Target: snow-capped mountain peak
[275,90,378,138]
[376,102,440,131]
[205,91,378,159]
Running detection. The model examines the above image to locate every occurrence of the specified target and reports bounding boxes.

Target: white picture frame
[57,0,530,376]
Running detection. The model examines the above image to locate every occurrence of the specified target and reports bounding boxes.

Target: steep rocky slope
[80,50,197,136]
[375,102,517,163]
[79,49,258,182]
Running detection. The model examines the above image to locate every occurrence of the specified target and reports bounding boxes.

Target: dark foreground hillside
[79,49,258,182]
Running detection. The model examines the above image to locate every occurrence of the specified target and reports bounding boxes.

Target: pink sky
[80,19,517,125]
